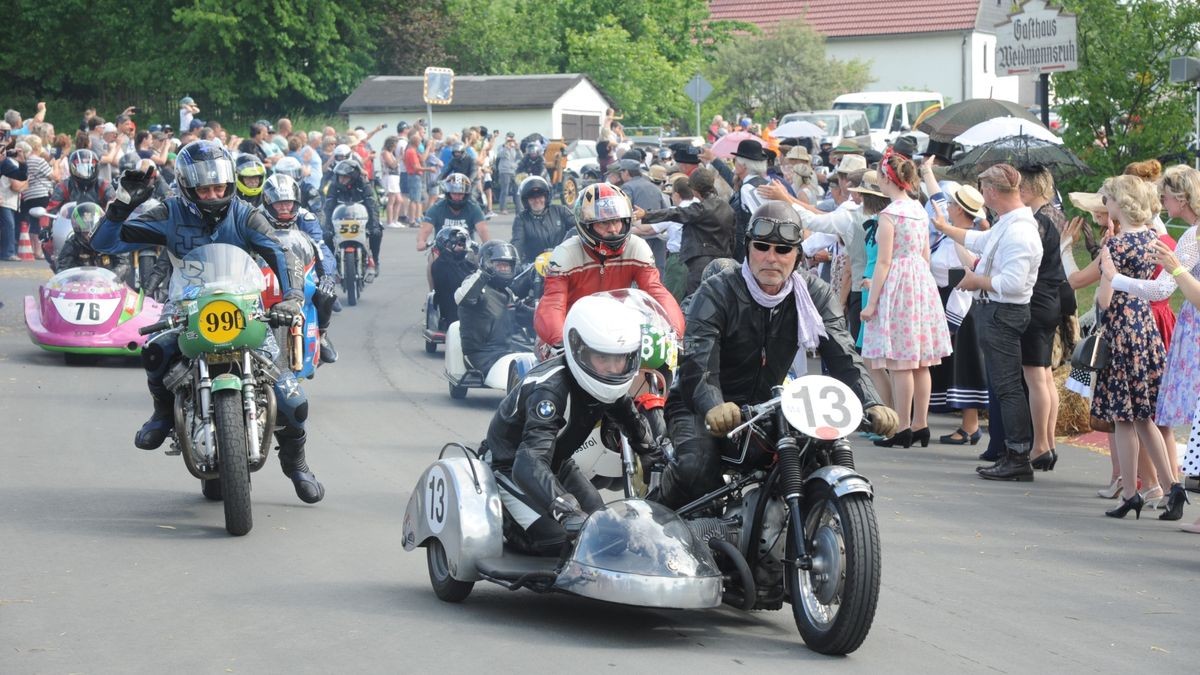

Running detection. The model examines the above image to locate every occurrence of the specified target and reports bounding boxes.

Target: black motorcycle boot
[977,449,1034,482]
[319,330,338,364]
[277,432,326,504]
[134,389,175,450]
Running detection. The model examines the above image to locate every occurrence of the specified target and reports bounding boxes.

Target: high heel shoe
[1096,477,1122,499]
[940,427,982,445]
[1105,493,1145,519]
[1140,485,1164,509]
[911,427,930,448]
[874,428,913,448]
[1030,449,1058,471]
[1159,483,1189,521]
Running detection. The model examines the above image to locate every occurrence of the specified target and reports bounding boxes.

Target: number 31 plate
[780,375,863,441]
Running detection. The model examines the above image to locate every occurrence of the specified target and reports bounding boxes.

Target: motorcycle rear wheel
[201,478,222,501]
[214,389,253,536]
[787,484,880,655]
[427,539,473,602]
[344,250,359,307]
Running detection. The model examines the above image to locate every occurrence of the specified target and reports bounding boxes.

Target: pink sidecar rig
[24,266,164,364]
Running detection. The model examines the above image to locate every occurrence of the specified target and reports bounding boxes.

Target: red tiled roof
[709,0,981,38]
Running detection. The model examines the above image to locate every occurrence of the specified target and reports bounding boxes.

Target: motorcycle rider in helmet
[90,140,325,505]
[511,176,575,263]
[47,149,111,214]
[262,173,340,364]
[234,154,267,207]
[318,143,355,197]
[533,182,684,348]
[652,202,899,509]
[455,239,528,377]
[272,156,322,213]
[323,158,382,279]
[438,142,476,181]
[54,202,132,283]
[429,225,475,331]
[416,172,489,252]
[482,295,657,555]
[516,140,546,179]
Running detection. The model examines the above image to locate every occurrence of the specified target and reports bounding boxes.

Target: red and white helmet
[573,182,633,258]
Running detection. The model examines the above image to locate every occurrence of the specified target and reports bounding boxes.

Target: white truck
[832,91,944,152]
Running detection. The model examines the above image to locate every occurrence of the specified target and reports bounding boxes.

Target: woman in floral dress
[862,151,953,448]
[1096,175,1181,520]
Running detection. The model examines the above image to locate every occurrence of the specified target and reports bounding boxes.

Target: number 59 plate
[780,375,863,440]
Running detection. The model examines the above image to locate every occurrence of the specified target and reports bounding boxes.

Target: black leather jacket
[456,271,520,375]
[511,205,574,263]
[679,266,880,415]
[485,356,654,512]
[641,193,735,263]
[322,178,380,232]
[56,235,132,283]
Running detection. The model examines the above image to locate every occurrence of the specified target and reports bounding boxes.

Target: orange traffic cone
[17,223,36,261]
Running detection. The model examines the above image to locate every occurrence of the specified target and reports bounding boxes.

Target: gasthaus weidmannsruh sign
[994,0,1079,76]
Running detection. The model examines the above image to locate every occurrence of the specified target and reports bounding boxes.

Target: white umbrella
[955,117,1062,146]
[771,120,826,139]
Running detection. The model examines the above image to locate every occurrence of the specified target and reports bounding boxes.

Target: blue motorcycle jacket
[92,197,303,296]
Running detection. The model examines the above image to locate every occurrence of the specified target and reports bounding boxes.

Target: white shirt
[648,198,693,253]
[963,206,1043,304]
[794,199,866,280]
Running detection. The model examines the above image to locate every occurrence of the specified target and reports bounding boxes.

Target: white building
[339,73,613,153]
[709,0,1027,104]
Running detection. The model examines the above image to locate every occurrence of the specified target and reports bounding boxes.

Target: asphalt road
[2,217,1197,673]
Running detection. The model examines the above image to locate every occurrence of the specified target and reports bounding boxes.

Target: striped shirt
[22,155,54,200]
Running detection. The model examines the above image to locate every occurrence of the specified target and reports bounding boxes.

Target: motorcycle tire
[201,478,222,501]
[449,382,468,399]
[214,389,253,536]
[427,539,473,602]
[425,340,438,354]
[786,484,880,655]
[344,250,359,307]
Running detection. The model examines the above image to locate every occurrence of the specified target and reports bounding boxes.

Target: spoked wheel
[427,539,473,602]
[343,250,359,306]
[786,482,880,655]
[201,478,223,501]
[561,177,578,206]
[213,389,253,536]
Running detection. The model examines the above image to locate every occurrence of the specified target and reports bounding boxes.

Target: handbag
[1070,326,1110,371]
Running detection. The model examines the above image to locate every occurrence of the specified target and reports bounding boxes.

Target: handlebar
[138,317,176,335]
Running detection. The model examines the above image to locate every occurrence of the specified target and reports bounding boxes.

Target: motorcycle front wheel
[786,483,880,655]
[343,250,359,307]
[214,389,253,536]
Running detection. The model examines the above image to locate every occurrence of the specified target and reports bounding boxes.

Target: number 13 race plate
[198,300,247,343]
[780,375,864,441]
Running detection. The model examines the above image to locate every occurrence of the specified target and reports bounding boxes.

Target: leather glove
[550,494,588,537]
[38,227,52,243]
[865,405,900,437]
[269,290,305,326]
[705,402,742,436]
[106,165,158,221]
[316,274,337,300]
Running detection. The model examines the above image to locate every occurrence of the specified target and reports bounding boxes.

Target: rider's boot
[277,430,326,504]
[365,256,378,283]
[319,330,338,364]
[134,387,175,450]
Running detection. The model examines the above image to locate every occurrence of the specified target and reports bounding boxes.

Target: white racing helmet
[563,294,643,403]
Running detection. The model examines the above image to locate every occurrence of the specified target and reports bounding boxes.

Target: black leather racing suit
[322,177,381,262]
[511,204,574,264]
[656,266,882,508]
[483,356,655,554]
[55,236,133,284]
[430,254,475,330]
[455,271,521,376]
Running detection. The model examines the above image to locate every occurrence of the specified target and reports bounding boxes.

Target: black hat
[621,148,645,162]
[891,134,920,160]
[731,139,768,162]
[672,142,700,164]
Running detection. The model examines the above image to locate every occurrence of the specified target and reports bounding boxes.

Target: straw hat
[848,170,885,197]
[1068,191,1105,214]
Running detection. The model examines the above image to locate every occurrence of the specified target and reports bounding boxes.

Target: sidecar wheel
[787,483,880,655]
[449,383,468,399]
[201,478,223,501]
[214,390,253,536]
[427,539,473,602]
[425,339,438,354]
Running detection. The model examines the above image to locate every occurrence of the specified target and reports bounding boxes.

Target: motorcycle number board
[50,296,120,326]
[198,300,246,343]
[781,375,863,441]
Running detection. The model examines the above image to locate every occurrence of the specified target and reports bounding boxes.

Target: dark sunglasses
[751,241,795,255]
[748,217,802,244]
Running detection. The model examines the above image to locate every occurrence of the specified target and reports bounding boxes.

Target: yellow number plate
[198,300,247,343]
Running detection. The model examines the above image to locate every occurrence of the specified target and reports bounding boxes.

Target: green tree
[707,20,873,123]
[1054,0,1200,185]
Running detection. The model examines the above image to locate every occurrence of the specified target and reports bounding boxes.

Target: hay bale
[1055,365,1091,436]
